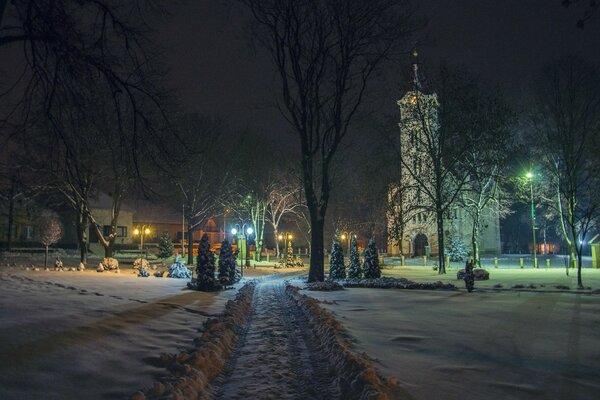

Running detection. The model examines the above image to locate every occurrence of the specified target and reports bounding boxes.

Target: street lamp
[133,226,151,262]
[340,232,354,255]
[526,172,537,268]
[231,223,253,276]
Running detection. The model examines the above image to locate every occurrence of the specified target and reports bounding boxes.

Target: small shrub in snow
[133,258,149,269]
[101,257,119,270]
[361,238,380,279]
[347,237,361,279]
[307,281,344,291]
[168,257,192,279]
[138,267,150,277]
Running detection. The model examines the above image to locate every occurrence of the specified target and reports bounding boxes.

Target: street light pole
[527,172,537,268]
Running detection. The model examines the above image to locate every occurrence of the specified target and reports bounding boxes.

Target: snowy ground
[0,266,275,399]
[3,260,599,399]
[299,268,600,400]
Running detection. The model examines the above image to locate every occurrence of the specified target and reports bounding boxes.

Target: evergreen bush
[195,234,221,291]
[329,232,346,280]
[347,237,362,279]
[362,238,381,279]
[218,239,239,287]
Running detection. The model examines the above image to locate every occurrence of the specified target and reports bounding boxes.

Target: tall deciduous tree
[266,173,304,257]
[531,56,600,289]
[239,0,417,282]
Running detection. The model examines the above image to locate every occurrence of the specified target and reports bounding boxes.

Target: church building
[387,55,501,257]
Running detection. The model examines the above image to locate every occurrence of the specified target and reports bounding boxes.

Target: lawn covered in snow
[300,268,600,400]
[0,267,244,399]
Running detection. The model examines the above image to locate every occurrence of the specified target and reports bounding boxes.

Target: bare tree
[531,55,600,288]
[266,173,304,257]
[459,89,514,266]
[36,214,62,267]
[240,0,417,281]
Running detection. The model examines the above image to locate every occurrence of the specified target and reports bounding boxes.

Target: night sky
[158,0,600,133]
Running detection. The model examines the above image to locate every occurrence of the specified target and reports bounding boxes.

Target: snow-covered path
[211,280,340,400]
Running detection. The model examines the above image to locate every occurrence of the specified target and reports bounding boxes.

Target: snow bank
[133,282,256,400]
[286,284,398,400]
[340,276,456,290]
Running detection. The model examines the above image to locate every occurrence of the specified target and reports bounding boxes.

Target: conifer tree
[347,236,362,279]
[218,239,239,287]
[286,239,295,268]
[157,232,174,259]
[362,238,381,279]
[196,234,221,291]
[329,232,346,280]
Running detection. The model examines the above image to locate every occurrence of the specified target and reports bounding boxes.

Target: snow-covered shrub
[168,260,191,279]
[138,267,150,277]
[329,233,346,280]
[347,237,361,279]
[133,258,149,269]
[362,238,381,279]
[306,281,344,291]
[101,257,119,270]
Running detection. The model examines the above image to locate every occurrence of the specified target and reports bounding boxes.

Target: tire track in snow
[212,281,339,400]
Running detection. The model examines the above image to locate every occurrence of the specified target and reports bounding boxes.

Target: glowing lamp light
[133,228,140,235]
[278,234,283,240]
[526,172,533,179]
[231,228,238,235]
[287,234,292,240]
[144,228,151,235]
[246,227,254,235]
[341,234,347,240]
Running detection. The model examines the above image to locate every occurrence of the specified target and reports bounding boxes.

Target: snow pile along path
[134,282,256,399]
[286,285,399,400]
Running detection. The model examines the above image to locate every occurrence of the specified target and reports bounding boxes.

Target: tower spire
[411,48,421,89]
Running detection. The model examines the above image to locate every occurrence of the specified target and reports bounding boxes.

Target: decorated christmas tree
[218,239,239,287]
[362,238,381,279]
[195,234,221,291]
[329,232,346,280]
[157,232,174,259]
[347,236,362,279]
[286,240,295,268]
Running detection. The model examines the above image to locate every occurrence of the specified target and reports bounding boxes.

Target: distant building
[387,57,501,257]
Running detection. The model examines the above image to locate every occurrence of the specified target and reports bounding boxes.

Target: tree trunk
[75,209,89,264]
[437,209,446,274]
[308,215,325,282]
[187,224,195,265]
[6,175,15,251]
[577,247,583,289]
[44,245,48,268]
[104,240,114,258]
[471,211,481,267]
[274,228,280,257]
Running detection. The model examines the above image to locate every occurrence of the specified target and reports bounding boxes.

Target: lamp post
[231,223,253,277]
[526,172,537,268]
[133,226,151,262]
[340,232,353,255]
[278,233,294,266]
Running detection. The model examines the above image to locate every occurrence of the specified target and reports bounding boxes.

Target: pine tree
[445,232,469,262]
[329,232,346,280]
[218,239,239,287]
[347,236,362,279]
[196,234,221,291]
[157,232,174,259]
[362,238,381,279]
